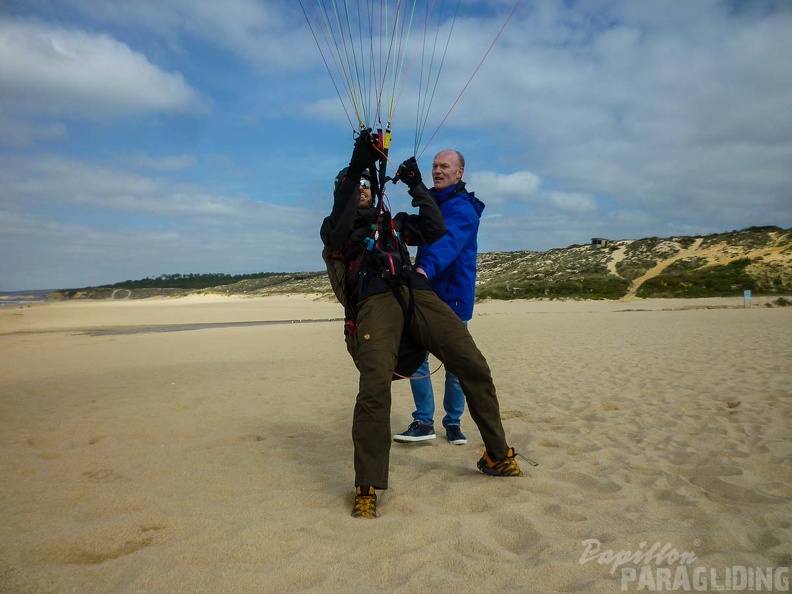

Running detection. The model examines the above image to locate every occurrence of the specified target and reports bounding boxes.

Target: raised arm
[320,132,380,249]
[394,157,446,245]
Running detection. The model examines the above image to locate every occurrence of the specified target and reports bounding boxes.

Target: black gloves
[349,129,380,173]
[397,157,422,190]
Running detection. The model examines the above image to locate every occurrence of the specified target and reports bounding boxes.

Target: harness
[346,198,415,330]
[323,128,427,379]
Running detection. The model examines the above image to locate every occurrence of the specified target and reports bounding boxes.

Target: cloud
[0,19,208,117]
[116,153,198,172]
[469,170,595,214]
[431,2,792,231]
[0,152,327,289]
[45,0,316,70]
[0,154,303,222]
[0,116,68,149]
[469,171,540,203]
[2,1,791,290]
[545,191,598,215]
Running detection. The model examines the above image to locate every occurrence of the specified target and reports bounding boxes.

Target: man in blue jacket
[393,149,483,446]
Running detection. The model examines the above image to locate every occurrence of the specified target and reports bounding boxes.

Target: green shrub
[637,259,755,298]
[477,277,629,301]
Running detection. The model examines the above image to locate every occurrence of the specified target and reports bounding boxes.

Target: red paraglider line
[418,0,522,159]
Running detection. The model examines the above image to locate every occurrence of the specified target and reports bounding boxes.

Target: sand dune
[1,295,790,592]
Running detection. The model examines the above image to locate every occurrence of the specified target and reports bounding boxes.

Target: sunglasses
[359,179,371,189]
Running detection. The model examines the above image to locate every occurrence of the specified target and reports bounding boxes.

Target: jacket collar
[431,181,485,217]
[431,181,467,203]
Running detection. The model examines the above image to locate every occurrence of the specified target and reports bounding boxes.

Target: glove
[349,129,379,173]
[397,157,422,190]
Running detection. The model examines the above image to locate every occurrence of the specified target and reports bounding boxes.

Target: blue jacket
[414,182,484,321]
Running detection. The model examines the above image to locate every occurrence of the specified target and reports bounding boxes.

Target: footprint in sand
[82,469,126,483]
[500,409,529,420]
[556,471,622,495]
[688,476,790,505]
[37,523,166,565]
[544,503,587,522]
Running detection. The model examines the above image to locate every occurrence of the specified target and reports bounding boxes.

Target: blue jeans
[409,322,467,428]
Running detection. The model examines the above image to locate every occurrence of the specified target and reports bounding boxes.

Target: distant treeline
[100,272,285,290]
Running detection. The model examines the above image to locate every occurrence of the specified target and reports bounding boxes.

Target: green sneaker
[351,486,378,518]
[477,447,524,477]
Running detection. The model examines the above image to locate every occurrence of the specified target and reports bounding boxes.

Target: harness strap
[390,272,415,329]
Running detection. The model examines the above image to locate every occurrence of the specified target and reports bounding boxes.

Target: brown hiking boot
[477,447,524,477]
[351,486,378,518]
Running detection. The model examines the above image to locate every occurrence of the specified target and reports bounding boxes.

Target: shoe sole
[448,438,467,445]
[393,434,436,442]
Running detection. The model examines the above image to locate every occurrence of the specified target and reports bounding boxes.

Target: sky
[1,0,791,291]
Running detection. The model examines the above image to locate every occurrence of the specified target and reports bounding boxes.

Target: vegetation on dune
[47,226,792,302]
[636,258,756,298]
[702,225,781,249]
[477,276,629,301]
[100,272,290,290]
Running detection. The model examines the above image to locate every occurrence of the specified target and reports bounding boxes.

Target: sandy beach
[1,294,790,593]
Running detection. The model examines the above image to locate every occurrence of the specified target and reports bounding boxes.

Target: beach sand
[1,295,790,593]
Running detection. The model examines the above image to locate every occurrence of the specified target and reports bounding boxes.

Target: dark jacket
[414,182,484,321]
[320,172,446,318]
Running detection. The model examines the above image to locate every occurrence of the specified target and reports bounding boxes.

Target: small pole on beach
[743,289,752,309]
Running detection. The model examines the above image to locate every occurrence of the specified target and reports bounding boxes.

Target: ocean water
[0,298,44,308]
[0,291,50,307]
[1,300,33,307]
[84,318,341,335]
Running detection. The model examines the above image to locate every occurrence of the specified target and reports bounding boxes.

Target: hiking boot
[445,425,467,445]
[351,486,378,518]
[393,421,436,442]
[477,447,524,477]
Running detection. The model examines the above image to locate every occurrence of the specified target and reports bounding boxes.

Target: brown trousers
[345,287,509,489]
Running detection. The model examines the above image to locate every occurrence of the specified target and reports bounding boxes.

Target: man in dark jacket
[320,132,523,519]
[394,149,482,446]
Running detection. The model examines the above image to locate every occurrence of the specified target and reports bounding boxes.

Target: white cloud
[432,1,792,233]
[116,153,198,172]
[0,154,309,222]
[469,170,595,214]
[0,19,208,116]
[48,0,316,70]
[469,171,541,205]
[0,116,68,149]
[2,1,792,290]
[0,152,326,289]
[545,191,597,215]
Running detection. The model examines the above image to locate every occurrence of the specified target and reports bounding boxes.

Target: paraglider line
[418,0,522,159]
[298,0,356,129]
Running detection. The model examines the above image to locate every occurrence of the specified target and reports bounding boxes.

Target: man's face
[432,150,464,191]
[358,177,373,208]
